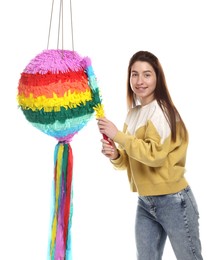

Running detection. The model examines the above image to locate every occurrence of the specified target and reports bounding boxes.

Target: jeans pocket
[184,186,200,217]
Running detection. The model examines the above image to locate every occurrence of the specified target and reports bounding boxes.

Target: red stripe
[19,70,88,86]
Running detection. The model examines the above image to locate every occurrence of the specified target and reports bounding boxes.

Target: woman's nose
[137,75,144,84]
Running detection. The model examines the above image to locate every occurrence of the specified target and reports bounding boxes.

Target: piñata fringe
[49,142,73,259]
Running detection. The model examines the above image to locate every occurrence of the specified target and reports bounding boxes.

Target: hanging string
[57,0,64,50]
[70,0,74,51]
[47,0,55,49]
[47,0,74,51]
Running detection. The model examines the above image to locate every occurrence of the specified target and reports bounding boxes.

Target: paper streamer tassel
[49,142,73,259]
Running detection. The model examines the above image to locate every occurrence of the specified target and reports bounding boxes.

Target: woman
[97,50,203,260]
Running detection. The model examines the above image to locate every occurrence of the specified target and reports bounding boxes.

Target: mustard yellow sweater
[111,100,188,196]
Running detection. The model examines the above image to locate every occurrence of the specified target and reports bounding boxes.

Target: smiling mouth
[136,87,147,90]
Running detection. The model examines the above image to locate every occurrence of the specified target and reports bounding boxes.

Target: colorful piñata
[17,49,105,259]
[17,49,104,141]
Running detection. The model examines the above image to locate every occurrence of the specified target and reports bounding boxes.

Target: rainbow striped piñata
[17,49,104,259]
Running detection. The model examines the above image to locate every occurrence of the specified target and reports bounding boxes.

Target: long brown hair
[126,51,187,142]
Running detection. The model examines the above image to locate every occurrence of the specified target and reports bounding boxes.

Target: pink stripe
[24,49,86,74]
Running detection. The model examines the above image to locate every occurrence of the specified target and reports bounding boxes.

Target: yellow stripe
[17,89,92,111]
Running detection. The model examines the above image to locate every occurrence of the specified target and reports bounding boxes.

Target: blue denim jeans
[135,186,203,260]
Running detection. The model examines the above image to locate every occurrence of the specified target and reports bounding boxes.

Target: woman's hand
[100,138,120,160]
[97,118,118,140]
[97,118,120,160]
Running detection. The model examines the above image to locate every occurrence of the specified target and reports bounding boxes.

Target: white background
[1,0,219,259]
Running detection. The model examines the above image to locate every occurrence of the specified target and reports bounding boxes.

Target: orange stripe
[18,79,90,98]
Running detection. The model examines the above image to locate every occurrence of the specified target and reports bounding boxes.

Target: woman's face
[130,61,157,106]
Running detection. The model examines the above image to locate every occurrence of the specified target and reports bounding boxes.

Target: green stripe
[21,100,96,124]
[21,89,102,124]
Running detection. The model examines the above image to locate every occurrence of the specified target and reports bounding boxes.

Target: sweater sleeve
[112,103,182,168]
